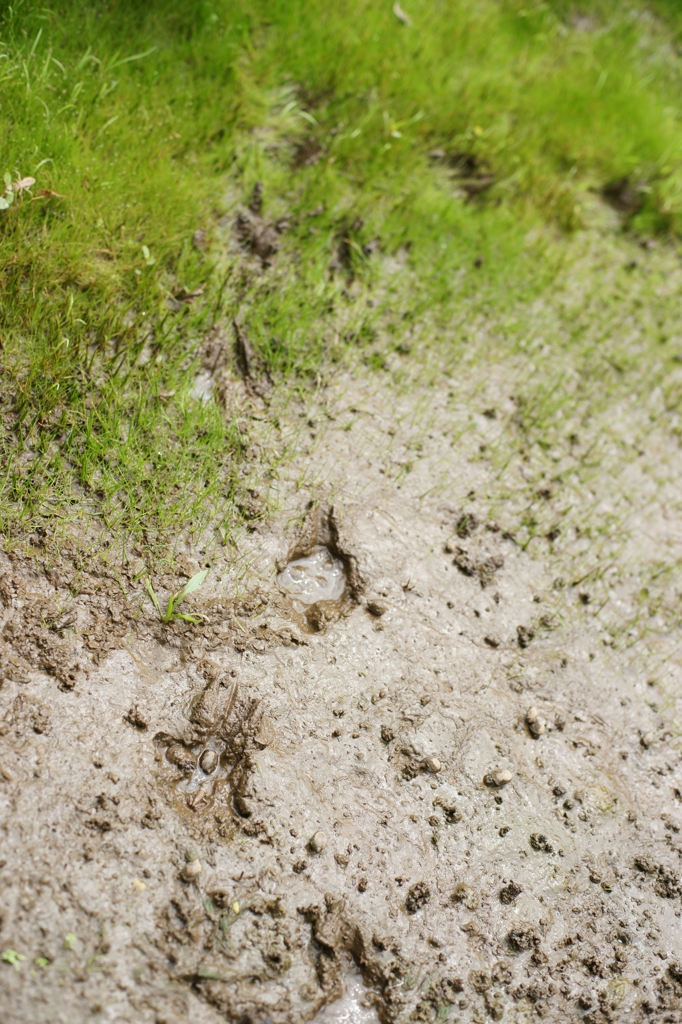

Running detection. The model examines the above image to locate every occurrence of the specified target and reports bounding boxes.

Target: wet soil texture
[2,380,682,1024]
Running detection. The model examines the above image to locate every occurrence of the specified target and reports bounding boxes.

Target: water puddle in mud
[314,974,379,1024]
[165,738,228,811]
[278,545,346,612]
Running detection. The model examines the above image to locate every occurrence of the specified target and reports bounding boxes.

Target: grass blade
[177,569,209,602]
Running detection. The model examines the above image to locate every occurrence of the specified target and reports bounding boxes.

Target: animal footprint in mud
[278,546,349,632]
[155,679,267,831]
[278,544,348,630]
[278,546,346,606]
[277,506,365,632]
[164,740,227,811]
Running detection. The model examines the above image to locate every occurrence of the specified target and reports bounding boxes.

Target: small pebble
[309,830,328,854]
[641,731,655,749]
[422,756,441,774]
[526,707,546,737]
[181,858,202,882]
[199,749,219,774]
[366,599,387,617]
[484,768,512,788]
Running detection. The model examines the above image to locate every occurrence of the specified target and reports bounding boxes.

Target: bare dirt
[2,368,682,1024]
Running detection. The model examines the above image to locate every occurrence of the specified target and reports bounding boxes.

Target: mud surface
[2,374,682,1024]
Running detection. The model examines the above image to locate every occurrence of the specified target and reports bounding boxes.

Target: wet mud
[2,396,682,1024]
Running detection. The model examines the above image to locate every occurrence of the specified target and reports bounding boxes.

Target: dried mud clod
[405,881,430,913]
[449,545,504,588]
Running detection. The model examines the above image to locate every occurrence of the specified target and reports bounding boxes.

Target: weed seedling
[145,569,209,624]
[2,949,26,971]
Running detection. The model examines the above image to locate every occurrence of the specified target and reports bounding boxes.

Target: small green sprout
[145,569,209,624]
[64,933,77,950]
[35,957,49,968]
[2,949,26,971]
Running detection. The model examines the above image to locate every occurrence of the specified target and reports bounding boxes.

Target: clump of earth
[1,370,682,1024]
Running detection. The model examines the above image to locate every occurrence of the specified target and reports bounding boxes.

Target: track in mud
[2,389,682,1024]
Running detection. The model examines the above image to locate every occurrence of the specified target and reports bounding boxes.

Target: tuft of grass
[1,0,682,563]
[145,568,209,623]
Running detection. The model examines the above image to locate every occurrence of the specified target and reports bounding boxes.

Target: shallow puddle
[314,974,379,1024]
[164,736,228,812]
[278,545,346,610]
[175,737,225,796]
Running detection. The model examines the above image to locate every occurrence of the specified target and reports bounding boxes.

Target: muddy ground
[2,367,682,1024]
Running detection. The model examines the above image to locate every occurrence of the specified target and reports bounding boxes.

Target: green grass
[2,0,682,564]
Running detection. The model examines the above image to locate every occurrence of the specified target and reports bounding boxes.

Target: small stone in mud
[309,830,328,854]
[334,852,349,867]
[358,876,368,892]
[293,859,307,874]
[181,857,202,882]
[641,731,655,748]
[529,832,553,853]
[366,599,387,617]
[553,783,567,797]
[422,756,441,774]
[381,724,395,743]
[526,706,546,737]
[167,744,196,773]
[499,881,523,904]
[499,826,510,836]
[199,749,218,774]
[484,635,500,648]
[484,768,512,788]
[405,881,430,913]
[253,715,276,749]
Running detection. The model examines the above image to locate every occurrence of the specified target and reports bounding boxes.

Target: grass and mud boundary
[2,0,682,578]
